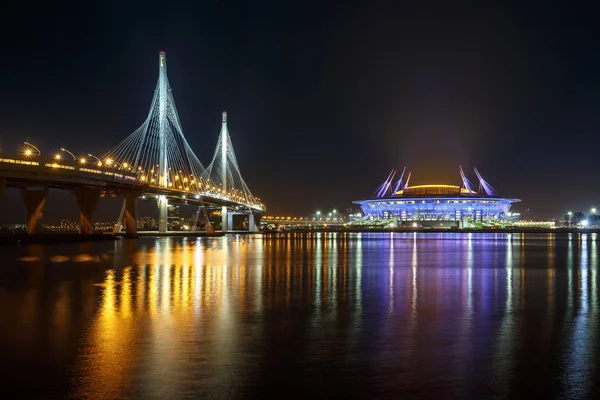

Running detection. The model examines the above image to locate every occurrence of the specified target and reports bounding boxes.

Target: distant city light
[581,220,589,227]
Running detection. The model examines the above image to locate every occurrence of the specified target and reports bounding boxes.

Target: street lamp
[87,154,102,167]
[592,208,597,229]
[55,148,76,161]
[567,211,573,228]
[23,142,41,157]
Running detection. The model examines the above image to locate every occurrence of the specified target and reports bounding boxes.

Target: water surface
[0,233,598,399]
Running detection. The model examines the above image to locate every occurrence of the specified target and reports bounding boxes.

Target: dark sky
[1,1,600,222]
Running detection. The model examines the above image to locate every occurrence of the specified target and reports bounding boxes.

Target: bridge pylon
[101,53,264,234]
[207,112,260,232]
[157,51,169,233]
[104,51,208,233]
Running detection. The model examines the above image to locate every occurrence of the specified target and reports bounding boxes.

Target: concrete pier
[21,188,49,234]
[221,206,229,232]
[73,187,101,235]
[158,195,168,233]
[124,192,139,237]
[248,213,259,232]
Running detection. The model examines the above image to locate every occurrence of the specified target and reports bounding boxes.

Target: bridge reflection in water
[1,233,599,398]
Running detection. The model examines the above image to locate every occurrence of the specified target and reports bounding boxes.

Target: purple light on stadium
[376,169,396,198]
[474,168,496,196]
[354,166,520,225]
[392,167,407,194]
[459,165,475,195]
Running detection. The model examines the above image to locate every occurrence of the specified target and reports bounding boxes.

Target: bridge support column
[21,188,48,234]
[221,206,228,232]
[248,213,259,232]
[73,187,101,235]
[124,192,138,237]
[158,195,168,233]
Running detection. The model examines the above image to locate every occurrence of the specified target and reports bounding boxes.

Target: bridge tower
[104,52,263,235]
[157,51,169,232]
[107,51,208,233]
[206,111,260,232]
[220,112,229,231]
[221,111,228,193]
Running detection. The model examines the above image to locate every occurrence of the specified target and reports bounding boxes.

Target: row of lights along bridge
[21,142,259,206]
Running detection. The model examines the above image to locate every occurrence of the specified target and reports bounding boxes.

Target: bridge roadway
[0,153,264,236]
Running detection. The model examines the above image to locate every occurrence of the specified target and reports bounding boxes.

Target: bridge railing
[0,152,140,183]
[1,152,265,211]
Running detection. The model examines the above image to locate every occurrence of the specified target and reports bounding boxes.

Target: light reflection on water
[0,233,599,399]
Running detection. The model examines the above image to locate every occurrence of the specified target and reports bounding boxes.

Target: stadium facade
[354,167,520,227]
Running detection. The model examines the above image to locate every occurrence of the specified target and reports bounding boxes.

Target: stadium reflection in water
[1,233,599,398]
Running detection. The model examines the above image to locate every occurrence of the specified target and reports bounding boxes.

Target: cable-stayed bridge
[0,52,265,235]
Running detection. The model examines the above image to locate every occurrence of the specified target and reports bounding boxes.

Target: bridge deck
[0,153,264,212]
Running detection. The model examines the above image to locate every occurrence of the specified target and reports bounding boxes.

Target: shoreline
[262,227,599,235]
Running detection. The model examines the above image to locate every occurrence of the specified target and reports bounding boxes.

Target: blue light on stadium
[354,166,520,227]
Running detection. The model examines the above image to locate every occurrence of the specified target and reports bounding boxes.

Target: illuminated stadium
[354,167,520,227]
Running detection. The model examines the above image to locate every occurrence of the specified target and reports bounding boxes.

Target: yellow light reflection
[70,235,361,397]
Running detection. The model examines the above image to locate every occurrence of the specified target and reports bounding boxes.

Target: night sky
[1,1,600,222]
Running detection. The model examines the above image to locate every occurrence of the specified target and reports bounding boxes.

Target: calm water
[0,233,599,399]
